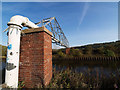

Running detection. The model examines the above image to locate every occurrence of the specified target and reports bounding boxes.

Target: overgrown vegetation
[18,81,25,88]
[70,48,83,57]
[0,44,7,56]
[44,67,120,88]
[53,40,120,58]
[2,81,25,89]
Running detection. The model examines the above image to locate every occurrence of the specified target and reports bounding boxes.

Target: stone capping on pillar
[21,26,52,36]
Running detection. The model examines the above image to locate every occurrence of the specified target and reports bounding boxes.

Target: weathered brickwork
[19,27,52,88]
[66,48,70,55]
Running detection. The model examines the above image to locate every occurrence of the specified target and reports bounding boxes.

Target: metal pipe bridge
[35,17,69,48]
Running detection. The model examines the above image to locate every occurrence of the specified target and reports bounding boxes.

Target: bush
[57,50,66,58]
[45,67,120,88]
[0,45,7,56]
[83,46,92,55]
[70,49,83,57]
[18,81,25,88]
[93,46,104,55]
[104,49,115,57]
[46,68,87,88]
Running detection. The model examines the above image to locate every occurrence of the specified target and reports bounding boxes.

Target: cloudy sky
[1,2,118,48]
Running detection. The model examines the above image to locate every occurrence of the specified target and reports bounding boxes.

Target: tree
[104,49,115,57]
[57,50,66,58]
[93,46,104,55]
[70,48,83,57]
[83,46,92,55]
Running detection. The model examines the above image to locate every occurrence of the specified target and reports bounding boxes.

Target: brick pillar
[66,48,70,55]
[19,27,52,88]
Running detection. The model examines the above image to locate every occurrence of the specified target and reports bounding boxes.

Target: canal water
[1,59,120,84]
[0,61,6,84]
[52,59,120,77]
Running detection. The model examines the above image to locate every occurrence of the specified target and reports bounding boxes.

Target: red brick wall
[19,30,52,88]
[66,48,70,55]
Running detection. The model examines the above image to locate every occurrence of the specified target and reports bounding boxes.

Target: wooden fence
[53,57,120,61]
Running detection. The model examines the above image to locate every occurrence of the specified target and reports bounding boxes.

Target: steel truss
[35,17,69,47]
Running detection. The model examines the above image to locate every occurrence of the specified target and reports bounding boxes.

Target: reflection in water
[0,62,6,84]
[52,59,120,77]
[1,58,120,84]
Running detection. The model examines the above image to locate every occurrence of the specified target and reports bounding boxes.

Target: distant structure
[4,15,69,88]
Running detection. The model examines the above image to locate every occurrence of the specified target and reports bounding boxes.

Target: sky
[1,0,120,2]
[1,2,118,48]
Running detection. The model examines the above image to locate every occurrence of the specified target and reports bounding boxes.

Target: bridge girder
[35,17,69,47]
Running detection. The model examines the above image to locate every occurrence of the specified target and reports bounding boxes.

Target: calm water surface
[1,59,120,84]
[52,59,120,77]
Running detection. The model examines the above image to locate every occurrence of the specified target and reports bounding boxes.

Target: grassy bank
[53,40,120,58]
